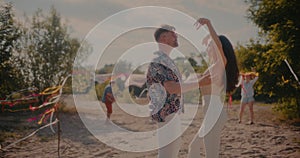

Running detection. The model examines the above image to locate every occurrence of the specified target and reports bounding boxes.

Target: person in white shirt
[237,72,259,124]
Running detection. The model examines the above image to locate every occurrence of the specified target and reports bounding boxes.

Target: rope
[1,119,59,151]
[284,59,300,86]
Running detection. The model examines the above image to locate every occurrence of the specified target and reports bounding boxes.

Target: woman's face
[245,75,251,82]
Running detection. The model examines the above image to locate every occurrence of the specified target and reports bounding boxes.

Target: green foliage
[97,64,114,74]
[0,3,90,101]
[97,60,134,74]
[95,80,110,101]
[0,2,26,98]
[274,97,300,119]
[187,57,206,73]
[72,67,93,94]
[18,6,81,90]
[242,0,300,119]
[188,54,208,73]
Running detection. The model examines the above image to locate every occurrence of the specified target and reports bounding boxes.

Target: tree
[0,2,25,98]
[242,0,300,119]
[19,7,81,90]
[97,64,115,74]
[188,56,207,73]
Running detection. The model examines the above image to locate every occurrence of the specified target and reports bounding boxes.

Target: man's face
[160,31,178,48]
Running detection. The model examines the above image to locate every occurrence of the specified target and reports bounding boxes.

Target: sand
[1,95,299,158]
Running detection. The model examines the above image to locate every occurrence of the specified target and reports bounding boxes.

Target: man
[147,25,207,158]
[101,81,115,120]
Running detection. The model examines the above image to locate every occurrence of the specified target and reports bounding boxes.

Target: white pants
[188,95,227,158]
[157,113,182,158]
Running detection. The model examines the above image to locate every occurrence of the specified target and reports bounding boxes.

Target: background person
[237,71,259,124]
[101,81,115,120]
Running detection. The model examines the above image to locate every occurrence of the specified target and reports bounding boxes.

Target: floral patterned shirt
[146,51,183,122]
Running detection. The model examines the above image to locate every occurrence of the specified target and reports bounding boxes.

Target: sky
[3,0,259,68]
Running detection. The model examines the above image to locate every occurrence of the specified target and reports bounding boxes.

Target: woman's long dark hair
[219,35,239,94]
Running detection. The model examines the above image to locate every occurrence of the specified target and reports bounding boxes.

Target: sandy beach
[1,95,300,158]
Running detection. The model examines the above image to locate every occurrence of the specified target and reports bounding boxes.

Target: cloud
[7,0,258,48]
[225,25,258,46]
[59,0,87,4]
[65,17,96,38]
[106,0,194,17]
[193,0,249,15]
[108,0,184,8]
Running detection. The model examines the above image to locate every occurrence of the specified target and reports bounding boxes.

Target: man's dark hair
[154,25,175,42]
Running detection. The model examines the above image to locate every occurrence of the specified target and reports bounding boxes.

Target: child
[237,72,258,124]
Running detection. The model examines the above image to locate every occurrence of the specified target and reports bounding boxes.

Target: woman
[237,72,258,124]
[188,18,239,158]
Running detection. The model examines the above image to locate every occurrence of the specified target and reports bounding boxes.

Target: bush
[274,97,300,120]
[95,80,110,101]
